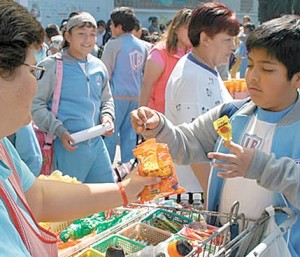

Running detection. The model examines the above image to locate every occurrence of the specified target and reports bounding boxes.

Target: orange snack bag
[213,115,232,141]
[133,138,185,202]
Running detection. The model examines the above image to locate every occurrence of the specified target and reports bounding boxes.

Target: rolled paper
[71,123,111,144]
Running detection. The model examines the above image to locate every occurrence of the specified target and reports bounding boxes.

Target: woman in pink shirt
[139,8,192,114]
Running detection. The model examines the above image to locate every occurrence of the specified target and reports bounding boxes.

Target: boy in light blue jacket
[131,15,300,256]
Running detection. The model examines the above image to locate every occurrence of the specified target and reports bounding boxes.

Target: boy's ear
[291,72,300,89]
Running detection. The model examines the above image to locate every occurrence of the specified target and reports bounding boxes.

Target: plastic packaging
[126,240,193,257]
[70,123,111,144]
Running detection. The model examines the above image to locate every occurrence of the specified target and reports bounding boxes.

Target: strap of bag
[220,97,251,118]
[44,59,63,145]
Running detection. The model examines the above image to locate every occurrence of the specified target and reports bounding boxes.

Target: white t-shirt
[165,53,232,192]
[219,115,275,220]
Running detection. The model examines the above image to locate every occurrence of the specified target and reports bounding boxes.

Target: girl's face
[0,46,37,136]
[246,48,299,111]
[65,25,97,59]
[176,25,192,50]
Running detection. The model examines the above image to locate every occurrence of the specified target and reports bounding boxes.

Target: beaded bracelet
[117,182,129,207]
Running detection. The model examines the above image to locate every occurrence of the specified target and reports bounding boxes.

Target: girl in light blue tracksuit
[131,14,300,256]
[32,13,115,183]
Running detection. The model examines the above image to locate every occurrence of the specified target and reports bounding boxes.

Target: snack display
[133,138,185,202]
[38,170,81,184]
[213,115,232,142]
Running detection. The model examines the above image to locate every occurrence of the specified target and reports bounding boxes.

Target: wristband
[118,182,129,207]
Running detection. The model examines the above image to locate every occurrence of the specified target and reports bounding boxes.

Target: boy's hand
[130,107,159,133]
[207,141,255,178]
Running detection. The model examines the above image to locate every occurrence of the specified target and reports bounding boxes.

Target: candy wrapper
[133,138,185,202]
[213,115,232,141]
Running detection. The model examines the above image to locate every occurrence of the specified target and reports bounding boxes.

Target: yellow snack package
[133,138,185,202]
[213,115,232,141]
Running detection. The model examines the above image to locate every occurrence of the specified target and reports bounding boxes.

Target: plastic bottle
[192,193,203,210]
[127,240,193,257]
[106,245,125,257]
[180,193,191,208]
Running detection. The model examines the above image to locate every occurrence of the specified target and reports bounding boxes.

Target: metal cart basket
[142,201,296,257]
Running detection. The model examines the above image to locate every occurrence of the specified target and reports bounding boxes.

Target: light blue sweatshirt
[142,95,300,256]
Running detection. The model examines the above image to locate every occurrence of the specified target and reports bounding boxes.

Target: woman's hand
[207,141,255,179]
[121,167,160,203]
[130,107,160,133]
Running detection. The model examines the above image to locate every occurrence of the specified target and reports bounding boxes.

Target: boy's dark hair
[133,18,141,31]
[148,16,158,23]
[110,7,136,32]
[246,15,300,80]
[45,23,61,39]
[97,19,106,28]
[0,0,44,78]
[189,2,239,47]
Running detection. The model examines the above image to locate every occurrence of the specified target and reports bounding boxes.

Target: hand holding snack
[130,107,160,133]
[213,115,232,141]
[133,138,185,202]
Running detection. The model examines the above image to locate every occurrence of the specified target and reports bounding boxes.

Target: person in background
[45,23,61,46]
[96,19,112,48]
[164,2,237,203]
[102,7,148,164]
[0,2,159,256]
[48,35,63,55]
[242,15,252,24]
[235,22,255,78]
[131,14,300,256]
[148,16,160,35]
[230,15,252,79]
[32,12,115,183]
[132,18,153,52]
[34,42,48,63]
[139,8,192,114]
[7,123,43,176]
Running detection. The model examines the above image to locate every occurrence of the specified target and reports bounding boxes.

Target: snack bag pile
[133,138,185,202]
[213,115,232,141]
[38,170,81,184]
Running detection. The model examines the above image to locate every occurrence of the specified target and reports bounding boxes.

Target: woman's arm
[139,59,163,107]
[25,169,159,222]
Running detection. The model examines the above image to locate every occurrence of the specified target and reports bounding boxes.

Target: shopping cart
[181,204,296,257]
[134,201,296,257]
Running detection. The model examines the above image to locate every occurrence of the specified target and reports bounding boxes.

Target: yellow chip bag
[213,115,232,141]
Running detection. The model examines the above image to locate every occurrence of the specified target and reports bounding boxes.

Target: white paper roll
[70,123,111,144]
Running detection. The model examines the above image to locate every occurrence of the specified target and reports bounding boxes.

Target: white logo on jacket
[129,50,144,71]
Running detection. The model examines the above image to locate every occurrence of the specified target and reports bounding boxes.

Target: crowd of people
[1,0,300,256]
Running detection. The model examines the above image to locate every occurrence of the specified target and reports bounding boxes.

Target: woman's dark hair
[189,2,239,47]
[246,15,300,80]
[0,0,44,78]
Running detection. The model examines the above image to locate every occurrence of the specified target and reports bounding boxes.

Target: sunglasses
[23,63,46,80]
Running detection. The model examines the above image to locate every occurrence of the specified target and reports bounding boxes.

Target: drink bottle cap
[106,245,125,257]
[176,240,193,256]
